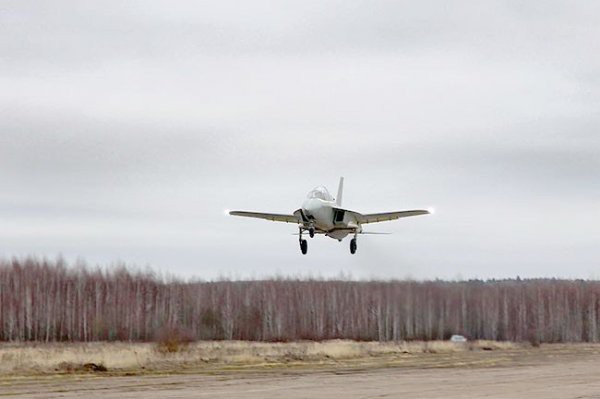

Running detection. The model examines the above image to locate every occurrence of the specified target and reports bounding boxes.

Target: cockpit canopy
[306,186,334,201]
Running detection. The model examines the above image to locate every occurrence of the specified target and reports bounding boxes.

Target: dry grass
[0,339,526,375]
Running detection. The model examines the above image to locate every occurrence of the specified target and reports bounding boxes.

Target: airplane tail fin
[336,177,344,206]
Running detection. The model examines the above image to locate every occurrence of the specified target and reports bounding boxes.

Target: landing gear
[350,237,357,254]
[300,239,308,254]
[299,228,308,255]
[309,227,315,238]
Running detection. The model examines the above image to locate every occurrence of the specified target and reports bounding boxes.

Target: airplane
[229,177,431,254]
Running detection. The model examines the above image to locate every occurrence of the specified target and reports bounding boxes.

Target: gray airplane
[229,177,431,254]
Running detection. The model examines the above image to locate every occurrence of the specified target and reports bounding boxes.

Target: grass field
[0,339,560,376]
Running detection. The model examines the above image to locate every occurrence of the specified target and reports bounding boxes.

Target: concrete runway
[3,356,600,399]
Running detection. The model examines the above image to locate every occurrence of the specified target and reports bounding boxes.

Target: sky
[1,1,599,280]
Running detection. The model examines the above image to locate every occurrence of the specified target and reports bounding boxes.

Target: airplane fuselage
[302,198,334,230]
[301,197,361,241]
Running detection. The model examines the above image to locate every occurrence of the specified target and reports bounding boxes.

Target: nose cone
[303,198,320,214]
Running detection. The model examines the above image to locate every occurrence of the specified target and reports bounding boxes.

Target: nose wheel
[350,237,357,254]
[309,227,315,238]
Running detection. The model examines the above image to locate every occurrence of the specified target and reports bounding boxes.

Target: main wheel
[350,238,357,254]
[300,239,308,255]
[309,228,315,238]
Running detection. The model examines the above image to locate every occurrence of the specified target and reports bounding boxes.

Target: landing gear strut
[350,235,357,254]
[299,228,308,255]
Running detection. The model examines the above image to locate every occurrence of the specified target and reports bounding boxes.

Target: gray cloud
[1,0,599,279]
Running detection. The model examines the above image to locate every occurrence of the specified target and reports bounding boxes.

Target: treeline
[0,258,599,343]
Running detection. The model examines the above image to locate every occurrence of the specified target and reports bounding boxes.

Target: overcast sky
[1,1,599,280]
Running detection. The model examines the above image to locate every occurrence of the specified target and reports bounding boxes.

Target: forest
[0,258,598,343]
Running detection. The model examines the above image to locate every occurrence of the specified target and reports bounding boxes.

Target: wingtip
[427,207,435,215]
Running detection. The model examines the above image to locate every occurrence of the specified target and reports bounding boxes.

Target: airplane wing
[229,211,300,224]
[357,210,430,224]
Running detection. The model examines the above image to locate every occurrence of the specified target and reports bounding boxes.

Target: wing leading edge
[229,211,300,224]
[357,209,430,224]
[230,208,429,225]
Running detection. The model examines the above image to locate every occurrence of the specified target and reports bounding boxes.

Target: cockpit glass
[306,186,333,201]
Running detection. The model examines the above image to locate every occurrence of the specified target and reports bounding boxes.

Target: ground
[1,341,600,398]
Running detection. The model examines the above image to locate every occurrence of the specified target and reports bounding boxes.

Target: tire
[350,238,357,254]
[309,228,315,238]
[300,239,308,255]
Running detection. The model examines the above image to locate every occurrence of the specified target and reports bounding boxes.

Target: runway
[4,355,600,399]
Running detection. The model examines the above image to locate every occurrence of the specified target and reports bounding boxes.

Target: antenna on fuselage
[336,177,344,206]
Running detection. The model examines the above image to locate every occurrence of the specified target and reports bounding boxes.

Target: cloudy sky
[1,1,599,280]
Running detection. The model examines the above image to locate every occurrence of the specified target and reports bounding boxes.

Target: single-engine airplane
[229,177,431,254]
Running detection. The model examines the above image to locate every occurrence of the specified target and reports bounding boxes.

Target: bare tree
[1,258,600,343]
